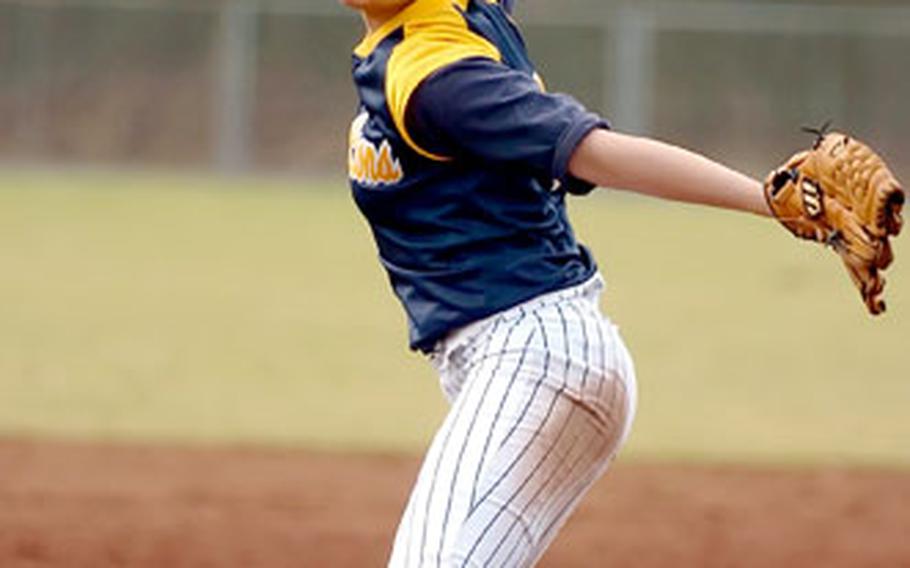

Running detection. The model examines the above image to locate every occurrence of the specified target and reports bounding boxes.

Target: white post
[215,0,259,172]
[608,4,657,136]
[15,6,50,154]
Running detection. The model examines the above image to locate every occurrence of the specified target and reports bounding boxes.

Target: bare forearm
[569,129,771,217]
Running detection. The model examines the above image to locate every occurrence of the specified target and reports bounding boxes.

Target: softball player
[342,0,770,565]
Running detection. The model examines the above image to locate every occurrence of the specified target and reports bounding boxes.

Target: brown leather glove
[765,131,904,314]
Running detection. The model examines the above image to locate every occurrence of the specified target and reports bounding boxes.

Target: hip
[429,273,637,426]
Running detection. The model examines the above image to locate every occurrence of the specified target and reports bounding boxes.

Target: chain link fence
[1,0,908,177]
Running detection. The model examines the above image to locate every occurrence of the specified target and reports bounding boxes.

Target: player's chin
[341,0,413,9]
[339,0,380,8]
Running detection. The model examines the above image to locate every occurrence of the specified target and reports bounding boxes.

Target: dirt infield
[1,439,908,567]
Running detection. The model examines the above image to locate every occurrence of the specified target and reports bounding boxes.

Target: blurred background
[0,0,908,464]
[2,0,909,175]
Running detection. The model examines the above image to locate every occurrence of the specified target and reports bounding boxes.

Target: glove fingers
[835,235,892,274]
[876,237,894,271]
[883,184,905,236]
[842,232,895,271]
[841,254,886,315]
[826,197,881,264]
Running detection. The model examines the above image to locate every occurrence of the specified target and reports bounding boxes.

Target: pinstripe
[414,409,461,563]
[556,303,572,391]
[602,320,622,414]
[480,304,577,561]
[524,303,594,543]
[533,427,615,563]
[459,348,544,372]
[415,407,458,564]
[467,306,538,509]
[398,310,534,568]
[461,307,583,567]
[458,312,553,566]
[402,445,429,566]
[503,420,609,567]
[522,306,631,565]
[566,302,590,397]
[593,316,624,432]
[606,327,631,434]
[543,382,622,541]
[487,303,598,567]
[468,309,551,514]
[431,316,511,566]
[593,312,609,409]
[415,318,502,566]
[479,304,575,565]
[536,416,621,552]
[541,386,632,543]
[462,390,575,568]
[493,408,590,567]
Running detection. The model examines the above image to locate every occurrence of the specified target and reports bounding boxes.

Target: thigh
[449,303,635,567]
[389,313,534,567]
[389,300,635,568]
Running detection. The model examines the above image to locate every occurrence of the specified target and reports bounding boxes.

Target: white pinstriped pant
[388,275,637,567]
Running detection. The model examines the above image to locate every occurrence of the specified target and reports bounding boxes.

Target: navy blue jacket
[348,0,607,351]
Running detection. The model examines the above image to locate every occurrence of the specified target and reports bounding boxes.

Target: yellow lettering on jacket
[348,113,404,186]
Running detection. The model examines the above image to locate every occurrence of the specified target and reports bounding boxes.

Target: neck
[362,6,404,32]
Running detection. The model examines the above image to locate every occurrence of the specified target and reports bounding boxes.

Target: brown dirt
[1,439,908,568]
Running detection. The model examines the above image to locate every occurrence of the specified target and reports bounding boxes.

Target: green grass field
[1,169,908,466]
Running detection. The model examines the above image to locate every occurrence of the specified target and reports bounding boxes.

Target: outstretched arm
[569,129,772,217]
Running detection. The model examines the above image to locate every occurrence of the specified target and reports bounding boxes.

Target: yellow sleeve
[386,11,502,161]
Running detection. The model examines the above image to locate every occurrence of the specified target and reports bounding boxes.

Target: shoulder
[385,1,502,158]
